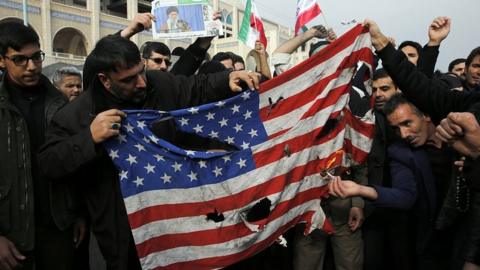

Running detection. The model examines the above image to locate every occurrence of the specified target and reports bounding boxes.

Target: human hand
[306,25,328,39]
[328,177,362,198]
[254,41,267,55]
[73,217,86,249]
[228,70,260,92]
[348,207,364,232]
[0,236,25,270]
[121,13,156,39]
[428,16,451,46]
[90,109,126,144]
[326,28,337,42]
[363,19,389,51]
[436,112,480,158]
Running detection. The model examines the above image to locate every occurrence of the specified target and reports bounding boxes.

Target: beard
[110,84,147,105]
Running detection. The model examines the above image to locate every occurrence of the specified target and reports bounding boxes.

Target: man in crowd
[51,66,83,101]
[365,17,480,270]
[141,41,171,71]
[449,58,467,80]
[37,34,259,270]
[0,22,84,270]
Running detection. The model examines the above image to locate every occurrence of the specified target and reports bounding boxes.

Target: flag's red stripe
[259,48,374,121]
[295,4,321,34]
[128,151,338,229]
[343,109,375,138]
[259,73,348,121]
[254,117,346,168]
[343,138,369,164]
[249,14,267,48]
[259,25,369,93]
[136,186,329,259]
[152,211,316,270]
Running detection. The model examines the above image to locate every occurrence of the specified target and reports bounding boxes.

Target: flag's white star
[179,117,189,126]
[126,154,137,165]
[209,130,219,139]
[124,122,134,133]
[144,163,156,174]
[171,162,182,172]
[149,135,159,144]
[142,136,150,144]
[185,150,196,156]
[237,158,247,168]
[116,134,127,144]
[241,141,250,149]
[225,136,235,144]
[154,154,165,162]
[109,149,119,160]
[241,91,251,100]
[248,129,258,138]
[233,124,243,133]
[133,176,144,187]
[187,171,198,181]
[193,124,203,133]
[206,112,215,120]
[198,160,207,168]
[231,104,240,114]
[222,155,231,163]
[212,166,223,177]
[218,118,229,127]
[137,121,146,129]
[161,173,172,183]
[119,170,128,180]
[216,101,226,107]
[188,107,199,114]
[243,110,253,120]
[134,143,146,152]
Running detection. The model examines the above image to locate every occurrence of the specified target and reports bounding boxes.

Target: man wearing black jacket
[38,35,259,270]
[365,18,480,270]
[0,22,84,270]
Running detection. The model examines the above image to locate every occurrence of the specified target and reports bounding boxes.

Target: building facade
[0,0,309,68]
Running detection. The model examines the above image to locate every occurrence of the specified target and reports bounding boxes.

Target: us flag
[104,24,375,270]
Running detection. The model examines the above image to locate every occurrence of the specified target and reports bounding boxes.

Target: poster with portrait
[152,0,223,39]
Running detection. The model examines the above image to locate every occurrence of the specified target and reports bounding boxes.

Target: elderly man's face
[387,103,432,147]
[58,74,82,101]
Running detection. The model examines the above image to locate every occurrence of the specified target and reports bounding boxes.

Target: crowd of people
[0,10,479,270]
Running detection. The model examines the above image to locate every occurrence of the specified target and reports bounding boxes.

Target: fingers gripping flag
[104,25,375,270]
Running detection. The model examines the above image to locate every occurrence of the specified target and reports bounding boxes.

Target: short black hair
[212,52,233,63]
[167,6,179,15]
[171,47,185,56]
[0,21,40,56]
[373,68,391,81]
[141,41,171,59]
[398,40,422,54]
[90,35,141,74]
[229,52,245,65]
[383,93,423,118]
[448,58,467,72]
[466,47,480,67]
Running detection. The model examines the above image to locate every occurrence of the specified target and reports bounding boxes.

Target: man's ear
[97,73,111,90]
[0,55,6,70]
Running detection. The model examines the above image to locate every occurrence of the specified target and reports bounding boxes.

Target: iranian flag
[295,0,322,35]
[239,0,267,48]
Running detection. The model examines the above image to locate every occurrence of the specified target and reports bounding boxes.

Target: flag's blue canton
[104,109,256,199]
[170,90,268,149]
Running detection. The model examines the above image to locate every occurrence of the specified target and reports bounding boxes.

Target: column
[127,0,139,45]
[87,0,100,48]
[40,0,52,55]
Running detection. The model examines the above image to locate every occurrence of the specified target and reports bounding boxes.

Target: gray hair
[51,66,82,87]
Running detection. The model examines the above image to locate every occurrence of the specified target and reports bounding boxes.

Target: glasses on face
[148,57,171,67]
[4,51,45,66]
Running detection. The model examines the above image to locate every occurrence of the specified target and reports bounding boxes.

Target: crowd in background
[1,11,480,270]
